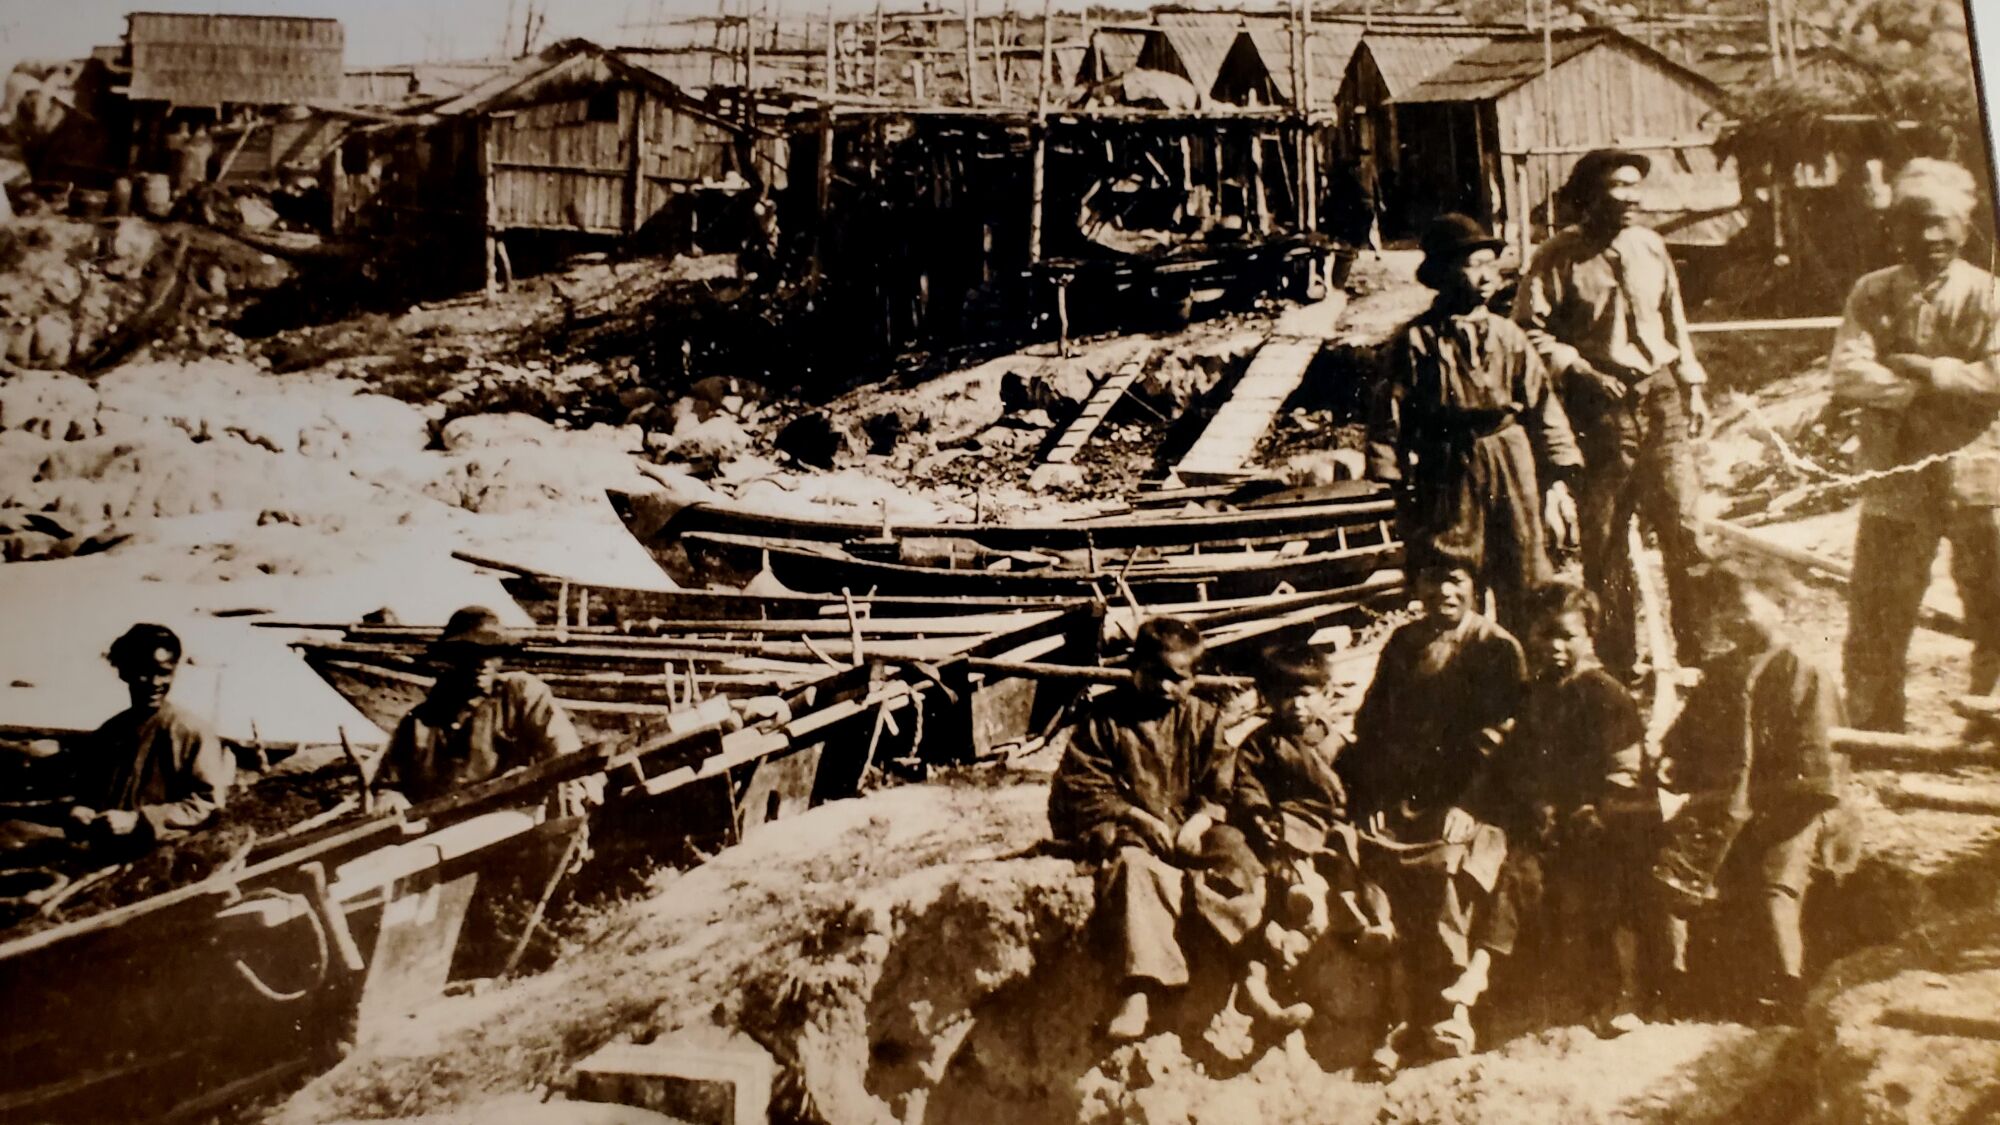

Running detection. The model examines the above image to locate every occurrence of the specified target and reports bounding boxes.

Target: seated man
[1049,617,1265,1043]
[1653,562,1848,1024]
[68,624,235,849]
[372,606,587,813]
[1340,554,1525,1068]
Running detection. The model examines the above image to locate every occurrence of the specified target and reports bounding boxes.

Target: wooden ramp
[1029,346,1155,488]
[1171,334,1327,486]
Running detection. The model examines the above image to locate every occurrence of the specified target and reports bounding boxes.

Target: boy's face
[1530,611,1595,678]
[436,650,506,698]
[1417,568,1476,626]
[1265,683,1328,731]
[1443,248,1501,305]
[118,649,178,712]
[1134,646,1200,705]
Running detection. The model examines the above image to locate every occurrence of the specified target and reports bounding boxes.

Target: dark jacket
[1233,714,1348,853]
[1341,613,1525,822]
[1049,689,1233,850]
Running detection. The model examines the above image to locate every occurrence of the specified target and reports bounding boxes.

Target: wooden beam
[1700,517,1967,638]
[1875,775,2000,816]
[1687,316,1843,334]
[1837,727,2000,770]
[1880,1005,2000,1041]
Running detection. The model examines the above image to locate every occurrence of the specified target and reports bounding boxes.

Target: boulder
[775,412,852,470]
[439,412,560,452]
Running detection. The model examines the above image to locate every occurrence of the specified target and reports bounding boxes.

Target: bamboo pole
[1028,0,1053,265]
[824,0,837,95]
[964,0,981,106]
[1301,0,1316,236]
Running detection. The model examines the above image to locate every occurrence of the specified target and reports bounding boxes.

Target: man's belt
[1435,408,1519,441]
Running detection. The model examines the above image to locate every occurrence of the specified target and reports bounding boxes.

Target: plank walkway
[1168,288,1352,482]
[1029,345,1156,488]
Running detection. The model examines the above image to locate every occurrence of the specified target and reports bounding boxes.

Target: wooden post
[812,110,834,293]
[825,1,837,96]
[1541,0,1556,233]
[480,118,499,296]
[964,0,980,106]
[625,91,646,235]
[1766,0,1785,78]
[1028,0,1053,265]
[1301,0,1315,235]
[873,0,884,95]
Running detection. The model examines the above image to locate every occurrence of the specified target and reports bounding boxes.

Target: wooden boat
[0,652,946,1121]
[491,568,1086,629]
[607,478,1395,555]
[680,530,1402,602]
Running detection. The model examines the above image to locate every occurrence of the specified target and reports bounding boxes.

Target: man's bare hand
[1543,481,1579,552]
[1365,810,1389,837]
[1174,811,1213,859]
[1685,385,1711,439]
[372,790,413,816]
[1441,806,1478,846]
[1125,809,1175,855]
[100,809,139,837]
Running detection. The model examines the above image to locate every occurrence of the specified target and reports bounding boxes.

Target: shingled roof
[1357,30,1503,99]
[1393,28,1725,105]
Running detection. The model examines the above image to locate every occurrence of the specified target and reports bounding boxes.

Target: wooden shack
[1341,27,1736,246]
[337,40,762,289]
[116,13,346,184]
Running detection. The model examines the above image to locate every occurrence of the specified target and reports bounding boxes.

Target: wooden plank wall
[492,88,739,234]
[1495,40,1733,229]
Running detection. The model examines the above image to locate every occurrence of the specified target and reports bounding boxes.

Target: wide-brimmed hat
[1559,148,1652,208]
[428,605,517,656]
[1415,213,1506,289]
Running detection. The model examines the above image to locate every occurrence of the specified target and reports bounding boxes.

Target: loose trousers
[1096,827,1265,989]
[1567,376,1709,680]
[1846,506,2000,731]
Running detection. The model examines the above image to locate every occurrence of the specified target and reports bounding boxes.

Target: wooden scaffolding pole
[873,0,885,95]
[1029,0,1054,264]
[964,0,981,106]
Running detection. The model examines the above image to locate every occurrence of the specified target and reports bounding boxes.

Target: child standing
[1503,580,1658,1036]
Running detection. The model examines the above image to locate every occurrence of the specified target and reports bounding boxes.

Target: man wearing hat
[65,623,234,849]
[1832,158,2000,731]
[1368,213,1581,634]
[371,606,585,812]
[1515,148,1712,684]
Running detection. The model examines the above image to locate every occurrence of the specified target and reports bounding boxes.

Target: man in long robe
[1049,617,1264,1042]
[1370,212,1581,634]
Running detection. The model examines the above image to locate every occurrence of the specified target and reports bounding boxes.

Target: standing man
[1516,149,1713,683]
[68,624,234,849]
[371,606,589,813]
[1831,159,2000,732]
[1370,213,1582,634]
[1049,617,1265,1042]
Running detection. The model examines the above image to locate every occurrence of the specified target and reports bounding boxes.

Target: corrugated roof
[1358,31,1500,99]
[1393,29,1602,104]
[125,12,344,104]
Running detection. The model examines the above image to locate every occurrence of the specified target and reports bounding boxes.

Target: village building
[334,40,767,290]
[1337,26,1738,257]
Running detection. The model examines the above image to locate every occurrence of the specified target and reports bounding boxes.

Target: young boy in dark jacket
[1653,562,1848,1023]
[1231,645,1393,1029]
[1503,580,1657,1036]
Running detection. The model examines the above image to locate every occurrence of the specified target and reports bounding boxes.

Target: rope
[1730,390,1981,516]
[229,888,329,1004]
